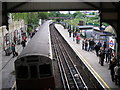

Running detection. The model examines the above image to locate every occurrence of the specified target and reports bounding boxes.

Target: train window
[27,59,38,63]
[21,57,25,62]
[39,64,52,77]
[30,65,38,78]
[17,66,28,79]
[26,56,39,63]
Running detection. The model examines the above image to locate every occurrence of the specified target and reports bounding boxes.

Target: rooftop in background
[78,25,93,30]
[104,25,115,34]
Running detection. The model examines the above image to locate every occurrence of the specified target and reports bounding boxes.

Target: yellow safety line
[11,81,16,90]
[75,49,111,90]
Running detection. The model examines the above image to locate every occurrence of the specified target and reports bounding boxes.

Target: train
[14,20,55,90]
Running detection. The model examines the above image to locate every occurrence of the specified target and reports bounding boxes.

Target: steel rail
[52,24,88,90]
[51,26,75,89]
[58,34,88,90]
[50,25,70,90]
[51,24,86,90]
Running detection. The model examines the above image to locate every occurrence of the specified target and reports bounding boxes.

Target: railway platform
[55,24,120,89]
[0,38,30,90]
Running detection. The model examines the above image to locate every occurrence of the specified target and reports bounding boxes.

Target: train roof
[17,21,51,59]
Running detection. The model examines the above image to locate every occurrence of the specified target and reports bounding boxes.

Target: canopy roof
[3,1,119,12]
[104,25,115,34]
[2,1,120,31]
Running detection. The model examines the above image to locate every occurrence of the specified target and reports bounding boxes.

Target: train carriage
[14,20,55,90]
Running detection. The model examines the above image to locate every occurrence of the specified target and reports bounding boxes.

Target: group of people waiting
[68,29,81,44]
[11,35,27,58]
[67,29,120,86]
[82,38,120,86]
[109,57,120,86]
[82,38,95,51]
[11,29,37,58]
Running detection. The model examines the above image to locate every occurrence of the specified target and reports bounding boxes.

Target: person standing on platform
[114,63,120,86]
[91,39,95,51]
[103,41,107,50]
[94,44,99,56]
[73,32,76,41]
[88,38,95,51]
[82,38,85,50]
[84,39,88,51]
[105,48,110,63]
[13,36,17,44]
[31,30,36,38]
[11,43,16,57]
[98,47,105,66]
[21,40,26,49]
[109,57,117,82]
[68,29,72,37]
[98,40,102,48]
[76,36,80,44]
[22,36,26,41]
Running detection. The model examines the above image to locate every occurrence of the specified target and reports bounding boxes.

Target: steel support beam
[83,2,99,10]
[2,2,9,30]
[116,1,120,63]
[8,2,28,12]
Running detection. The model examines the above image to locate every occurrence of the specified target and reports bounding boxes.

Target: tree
[38,12,48,20]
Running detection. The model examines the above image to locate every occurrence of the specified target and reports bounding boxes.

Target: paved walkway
[0,38,30,89]
[55,24,120,89]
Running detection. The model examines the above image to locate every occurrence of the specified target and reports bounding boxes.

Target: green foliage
[28,26,33,32]
[12,12,40,32]
[73,11,85,18]
[64,11,102,28]
[11,11,109,34]
[38,12,48,20]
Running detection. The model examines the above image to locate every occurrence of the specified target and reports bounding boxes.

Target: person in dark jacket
[88,39,92,51]
[109,57,117,82]
[103,41,107,50]
[97,42,101,50]
[82,38,85,50]
[105,48,111,63]
[94,44,99,56]
[73,32,76,41]
[85,39,88,51]
[21,40,26,49]
[68,29,72,37]
[98,47,105,66]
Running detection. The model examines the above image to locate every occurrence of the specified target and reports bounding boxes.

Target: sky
[60,11,76,14]
[60,10,99,14]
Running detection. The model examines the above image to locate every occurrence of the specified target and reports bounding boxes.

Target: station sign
[109,37,115,49]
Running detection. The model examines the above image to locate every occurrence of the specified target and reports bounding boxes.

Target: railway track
[50,24,88,90]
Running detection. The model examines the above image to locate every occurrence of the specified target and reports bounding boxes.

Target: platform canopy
[78,26,93,30]
[104,25,115,34]
[2,0,120,30]
[2,1,119,12]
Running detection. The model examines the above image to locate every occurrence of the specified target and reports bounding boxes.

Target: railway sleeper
[68,78,74,81]
[69,84,75,88]
[77,81,82,84]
